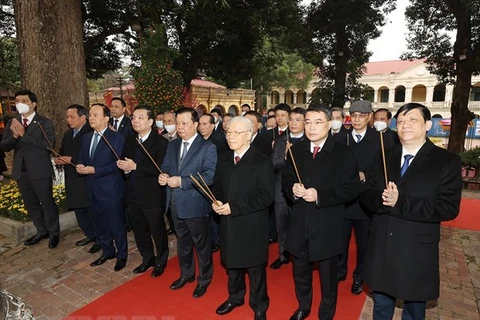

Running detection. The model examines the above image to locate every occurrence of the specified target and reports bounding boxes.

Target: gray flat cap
[349,100,373,113]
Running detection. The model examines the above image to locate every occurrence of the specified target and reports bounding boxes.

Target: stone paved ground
[0,190,479,319]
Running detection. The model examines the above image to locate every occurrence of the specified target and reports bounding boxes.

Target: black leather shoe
[212,244,220,252]
[254,311,266,320]
[48,236,59,248]
[24,233,48,246]
[151,265,165,278]
[192,284,208,298]
[351,281,363,295]
[170,276,195,290]
[114,258,127,272]
[269,257,289,269]
[75,237,95,246]
[216,300,243,315]
[289,309,310,320]
[90,255,115,267]
[133,258,155,274]
[166,228,174,236]
[88,243,102,254]
[337,275,346,282]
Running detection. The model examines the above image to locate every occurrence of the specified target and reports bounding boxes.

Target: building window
[433,84,446,101]
[380,89,389,102]
[395,86,406,102]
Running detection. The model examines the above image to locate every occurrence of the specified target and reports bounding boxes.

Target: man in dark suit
[360,103,462,320]
[199,113,228,155]
[212,116,274,320]
[270,107,306,270]
[337,99,380,295]
[374,108,400,149]
[211,108,224,135]
[244,111,271,158]
[109,97,135,138]
[158,107,217,298]
[54,104,100,253]
[282,104,360,320]
[329,107,348,141]
[76,103,127,272]
[1,89,60,248]
[117,106,169,277]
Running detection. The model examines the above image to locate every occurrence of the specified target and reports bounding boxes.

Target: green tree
[305,0,395,107]
[132,28,184,115]
[402,0,480,152]
[0,37,20,86]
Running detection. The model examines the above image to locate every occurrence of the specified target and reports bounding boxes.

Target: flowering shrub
[0,179,67,222]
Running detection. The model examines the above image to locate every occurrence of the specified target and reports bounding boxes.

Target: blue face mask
[156,120,164,128]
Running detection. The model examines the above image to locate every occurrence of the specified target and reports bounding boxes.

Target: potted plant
[459,147,480,185]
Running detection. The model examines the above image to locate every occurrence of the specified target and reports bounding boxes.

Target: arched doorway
[285,90,294,105]
[196,104,207,116]
[433,84,446,101]
[296,90,307,104]
[271,91,280,105]
[470,82,480,101]
[310,88,321,104]
[377,86,389,103]
[212,104,225,114]
[228,105,239,115]
[412,84,427,102]
[395,85,406,102]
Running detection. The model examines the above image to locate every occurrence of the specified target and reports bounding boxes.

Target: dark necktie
[180,142,189,165]
[23,118,28,128]
[312,146,320,159]
[114,119,119,131]
[235,156,241,164]
[73,129,79,138]
[400,154,414,177]
[356,134,362,143]
[90,133,100,158]
[279,130,283,135]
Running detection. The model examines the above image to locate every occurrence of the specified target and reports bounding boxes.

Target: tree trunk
[333,28,347,108]
[13,0,88,148]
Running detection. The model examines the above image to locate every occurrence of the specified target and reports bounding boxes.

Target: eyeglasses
[225,130,248,136]
[130,116,148,121]
[350,113,369,119]
[304,120,327,126]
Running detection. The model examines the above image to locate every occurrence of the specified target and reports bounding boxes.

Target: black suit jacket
[251,132,272,158]
[282,137,360,261]
[360,139,462,301]
[212,147,275,268]
[0,113,55,180]
[122,132,168,209]
[110,116,135,139]
[59,124,93,208]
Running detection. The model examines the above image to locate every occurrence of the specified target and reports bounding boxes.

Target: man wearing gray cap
[337,99,380,296]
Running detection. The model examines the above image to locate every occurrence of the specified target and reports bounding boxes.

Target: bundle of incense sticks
[287,145,302,185]
[36,121,76,167]
[96,131,120,160]
[135,138,163,173]
[190,173,219,206]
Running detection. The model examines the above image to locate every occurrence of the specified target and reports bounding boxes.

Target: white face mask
[373,121,388,131]
[164,124,176,134]
[241,111,246,116]
[16,102,31,115]
[155,120,164,128]
[331,120,343,131]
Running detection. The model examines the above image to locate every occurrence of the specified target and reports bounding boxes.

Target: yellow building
[268,59,480,117]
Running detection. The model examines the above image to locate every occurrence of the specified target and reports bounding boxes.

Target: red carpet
[67,242,365,320]
[442,198,480,231]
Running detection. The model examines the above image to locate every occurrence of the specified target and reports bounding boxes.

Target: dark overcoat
[282,137,360,261]
[212,146,275,269]
[59,124,92,208]
[360,139,462,301]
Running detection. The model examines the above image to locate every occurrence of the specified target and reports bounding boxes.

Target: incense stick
[34,121,55,152]
[136,138,163,173]
[190,174,217,204]
[197,172,218,204]
[379,131,388,188]
[287,145,302,185]
[96,131,120,160]
[47,147,76,167]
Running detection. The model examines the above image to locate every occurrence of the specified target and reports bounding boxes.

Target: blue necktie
[355,134,362,143]
[90,133,100,158]
[400,154,414,177]
[73,129,79,138]
[180,142,189,165]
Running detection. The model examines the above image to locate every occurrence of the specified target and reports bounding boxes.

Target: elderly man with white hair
[212,116,275,320]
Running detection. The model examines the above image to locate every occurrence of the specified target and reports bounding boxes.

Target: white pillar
[293,93,297,105]
[405,87,413,103]
[426,86,434,108]
[388,89,395,109]
[373,89,378,103]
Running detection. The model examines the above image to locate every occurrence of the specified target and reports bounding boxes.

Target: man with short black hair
[241,104,251,115]
[244,111,271,157]
[374,108,400,148]
[1,89,60,248]
[109,97,134,138]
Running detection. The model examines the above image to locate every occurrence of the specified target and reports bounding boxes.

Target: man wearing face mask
[1,89,60,248]
[162,111,178,141]
[155,112,166,135]
[374,108,400,149]
[329,107,348,142]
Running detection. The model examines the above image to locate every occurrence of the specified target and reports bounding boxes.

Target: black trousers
[171,205,213,286]
[17,172,59,236]
[338,218,370,283]
[128,201,169,266]
[74,207,96,240]
[293,236,338,320]
[227,263,269,313]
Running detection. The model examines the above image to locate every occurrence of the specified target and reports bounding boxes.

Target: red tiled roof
[364,59,425,76]
[191,79,226,89]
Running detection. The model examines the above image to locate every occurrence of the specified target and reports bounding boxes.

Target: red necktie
[279,130,283,135]
[235,156,241,164]
[312,146,320,159]
[23,118,28,128]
